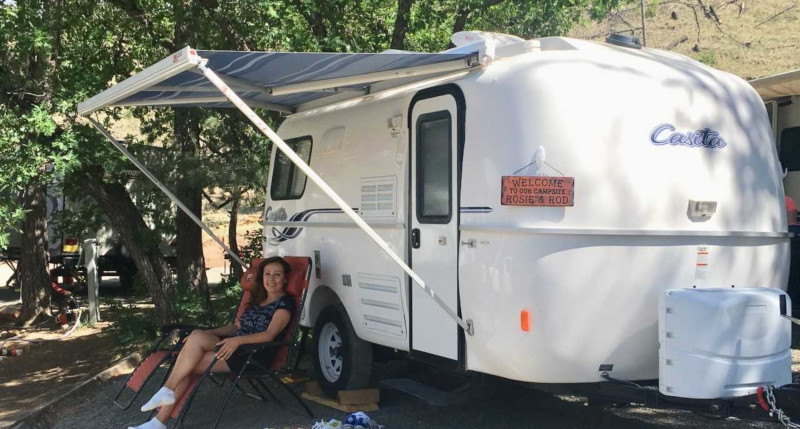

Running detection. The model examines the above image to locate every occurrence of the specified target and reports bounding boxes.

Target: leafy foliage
[1,0,625,336]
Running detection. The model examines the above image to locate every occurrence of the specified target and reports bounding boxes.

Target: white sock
[127,416,167,429]
[140,386,175,412]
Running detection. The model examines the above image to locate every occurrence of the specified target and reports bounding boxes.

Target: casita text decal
[650,123,727,149]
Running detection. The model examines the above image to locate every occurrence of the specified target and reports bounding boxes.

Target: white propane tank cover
[659,288,792,399]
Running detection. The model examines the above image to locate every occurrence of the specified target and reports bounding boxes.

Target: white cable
[59,309,83,340]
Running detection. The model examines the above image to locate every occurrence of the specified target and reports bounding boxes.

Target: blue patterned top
[237,295,294,336]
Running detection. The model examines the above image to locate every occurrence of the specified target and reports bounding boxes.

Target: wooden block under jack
[281,373,311,385]
[300,392,379,413]
[337,388,380,405]
[304,381,323,396]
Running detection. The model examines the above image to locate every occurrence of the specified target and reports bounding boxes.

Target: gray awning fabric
[750,68,800,100]
[78,47,479,115]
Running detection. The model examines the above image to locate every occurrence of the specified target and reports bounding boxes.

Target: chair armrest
[238,340,291,354]
[159,323,211,335]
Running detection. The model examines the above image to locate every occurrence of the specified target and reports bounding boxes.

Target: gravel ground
[52,369,783,429]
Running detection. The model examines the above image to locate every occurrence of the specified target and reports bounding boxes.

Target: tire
[312,304,373,397]
[116,257,137,292]
[119,272,135,291]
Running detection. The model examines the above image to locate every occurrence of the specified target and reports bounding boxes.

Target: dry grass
[569,0,800,80]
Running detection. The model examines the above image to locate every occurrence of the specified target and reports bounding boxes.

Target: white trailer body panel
[454,39,787,382]
[266,37,787,383]
[269,96,414,352]
[78,38,788,385]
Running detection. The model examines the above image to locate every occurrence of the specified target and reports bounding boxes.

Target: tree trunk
[174,109,211,311]
[228,191,243,280]
[453,4,470,35]
[17,0,58,326]
[77,166,175,326]
[391,0,414,50]
[172,0,211,309]
[640,0,647,47]
[18,183,52,326]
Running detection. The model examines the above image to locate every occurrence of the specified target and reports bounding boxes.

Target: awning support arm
[198,59,474,336]
[86,117,249,271]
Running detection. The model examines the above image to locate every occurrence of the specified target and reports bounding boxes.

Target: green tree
[0,0,178,325]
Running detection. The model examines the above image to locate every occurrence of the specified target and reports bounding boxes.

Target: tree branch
[755,2,798,28]
[453,3,470,34]
[195,0,251,50]
[390,0,414,50]
[107,0,174,52]
[201,189,232,210]
[290,0,327,40]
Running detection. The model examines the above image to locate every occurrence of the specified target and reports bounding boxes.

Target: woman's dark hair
[248,256,291,308]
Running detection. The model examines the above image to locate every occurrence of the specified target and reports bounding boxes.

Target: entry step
[380,378,469,406]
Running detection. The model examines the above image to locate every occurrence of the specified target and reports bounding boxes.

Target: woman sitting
[129,256,295,429]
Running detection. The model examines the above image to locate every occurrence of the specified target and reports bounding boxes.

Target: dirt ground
[0,286,122,427]
[0,235,232,428]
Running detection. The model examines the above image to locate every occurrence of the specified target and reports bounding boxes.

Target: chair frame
[113,321,215,409]
[169,256,314,428]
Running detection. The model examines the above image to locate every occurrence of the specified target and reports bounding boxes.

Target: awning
[750,68,800,100]
[78,47,479,116]
[78,44,479,335]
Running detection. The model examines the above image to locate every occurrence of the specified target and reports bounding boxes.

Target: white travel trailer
[268,33,789,391]
[79,32,792,405]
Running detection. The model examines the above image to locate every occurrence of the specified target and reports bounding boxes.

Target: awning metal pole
[87,117,249,271]
[197,60,474,336]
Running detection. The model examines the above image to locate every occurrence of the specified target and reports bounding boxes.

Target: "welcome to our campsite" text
[501,176,574,207]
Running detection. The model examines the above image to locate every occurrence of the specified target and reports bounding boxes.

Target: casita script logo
[264,206,288,222]
[650,123,727,149]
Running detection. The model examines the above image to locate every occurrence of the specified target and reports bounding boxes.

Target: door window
[416,111,452,224]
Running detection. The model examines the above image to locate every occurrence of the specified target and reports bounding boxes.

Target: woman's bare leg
[154,351,230,423]
[164,330,220,390]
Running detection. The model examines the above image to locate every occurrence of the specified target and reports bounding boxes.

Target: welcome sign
[501,176,574,206]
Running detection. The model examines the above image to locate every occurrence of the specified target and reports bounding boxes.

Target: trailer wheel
[312,304,372,397]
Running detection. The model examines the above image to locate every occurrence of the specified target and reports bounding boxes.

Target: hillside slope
[569,0,799,80]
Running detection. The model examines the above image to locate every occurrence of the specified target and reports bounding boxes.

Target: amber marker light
[521,310,531,332]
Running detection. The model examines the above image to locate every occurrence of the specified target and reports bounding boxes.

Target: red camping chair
[162,256,313,428]
[112,257,300,411]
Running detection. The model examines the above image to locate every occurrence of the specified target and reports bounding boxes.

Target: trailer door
[409,89,461,362]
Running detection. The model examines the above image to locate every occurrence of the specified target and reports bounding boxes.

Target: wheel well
[308,285,340,327]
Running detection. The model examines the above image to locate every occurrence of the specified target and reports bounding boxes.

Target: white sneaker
[127,416,167,429]
[140,387,175,412]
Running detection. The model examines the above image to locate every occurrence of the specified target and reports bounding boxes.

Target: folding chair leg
[254,378,282,404]
[174,357,219,428]
[212,374,244,429]
[210,374,224,387]
[267,372,313,417]
[210,355,252,429]
[245,379,268,402]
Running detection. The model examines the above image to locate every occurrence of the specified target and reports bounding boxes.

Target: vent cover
[360,176,397,220]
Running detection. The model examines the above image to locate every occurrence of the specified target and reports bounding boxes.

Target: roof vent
[605,33,642,49]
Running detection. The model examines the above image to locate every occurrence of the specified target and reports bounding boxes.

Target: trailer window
[270,137,312,200]
[780,127,800,172]
[416,111,452,223]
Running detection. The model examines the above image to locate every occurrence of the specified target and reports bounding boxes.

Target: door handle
[411,228,420,249]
